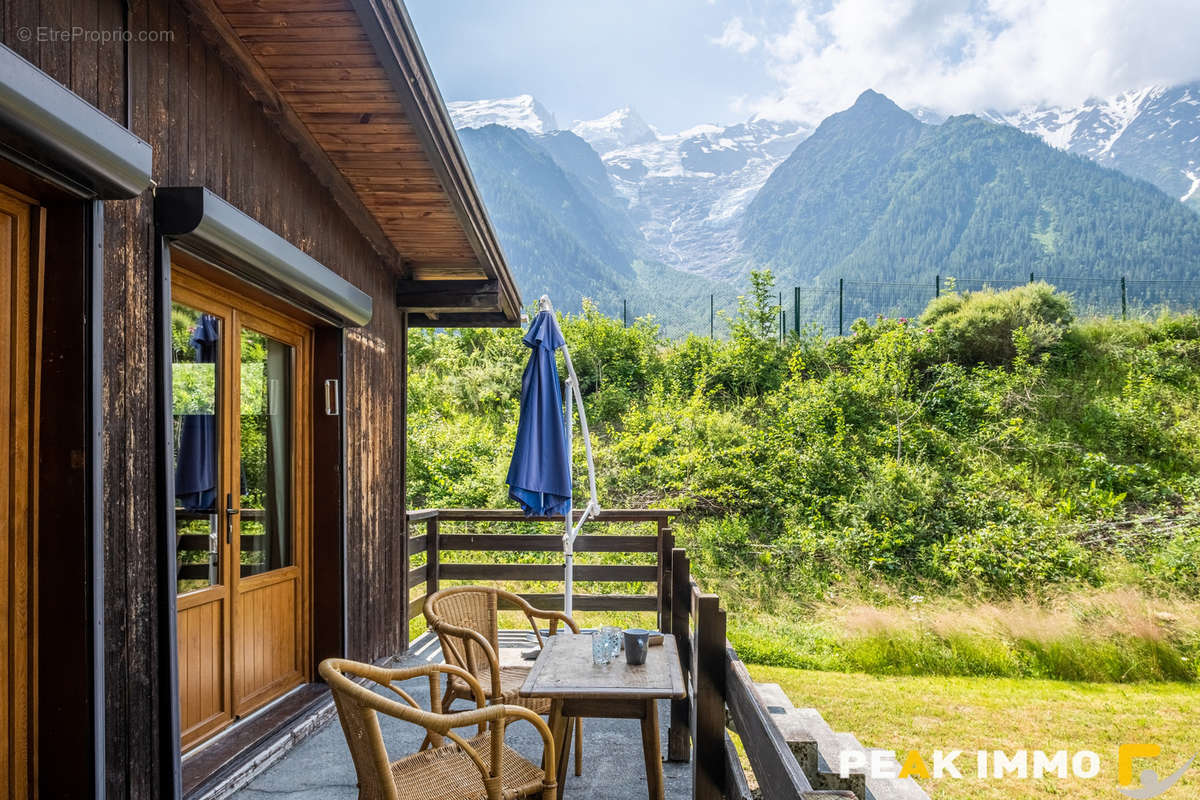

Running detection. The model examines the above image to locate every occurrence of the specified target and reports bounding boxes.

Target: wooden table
[520,632,686,800]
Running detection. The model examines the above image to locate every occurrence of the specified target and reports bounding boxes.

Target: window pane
[239,328,293,576]
[172,303,221,594]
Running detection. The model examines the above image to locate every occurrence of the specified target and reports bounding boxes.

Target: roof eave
[350,0,522,325]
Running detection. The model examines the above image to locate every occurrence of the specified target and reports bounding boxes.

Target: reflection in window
[172,303,220,593]
[240,328,293,576]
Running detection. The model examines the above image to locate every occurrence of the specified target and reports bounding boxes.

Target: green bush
[408,280,1200,602]
[931,524,1098,592]
[1148,528,1200,594]
[921,281,1073,365]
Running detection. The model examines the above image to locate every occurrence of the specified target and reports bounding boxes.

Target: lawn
[750,666,1200,800]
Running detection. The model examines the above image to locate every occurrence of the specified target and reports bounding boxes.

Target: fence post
[709,294,715,340]
[1030,271,1035,284]
[668,548,691,762]
[778,292,783,342]
[622,298,628,327]
[793,286,801,334]
[838,278,844,337]
[425,516,440,597]
[1121,276,1127,320]
[402,514,411,649]
[693,592,727,799]
[935,273,940,298]
[656,516,674,634]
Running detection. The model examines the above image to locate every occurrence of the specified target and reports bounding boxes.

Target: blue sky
[406,0,1200,133]
[405,0,785,132]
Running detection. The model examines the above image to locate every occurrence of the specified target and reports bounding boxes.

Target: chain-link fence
[567,273,1200,341]
[555,287,748,341]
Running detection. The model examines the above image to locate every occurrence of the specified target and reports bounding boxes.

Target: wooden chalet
[0,2,905,799]
[0,1,521,797]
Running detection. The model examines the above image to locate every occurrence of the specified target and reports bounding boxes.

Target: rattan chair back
[319,658,556,800]
[425,586,503,694]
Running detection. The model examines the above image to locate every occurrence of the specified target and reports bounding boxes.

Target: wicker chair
[319,658,557,800]
[423,586,584,776]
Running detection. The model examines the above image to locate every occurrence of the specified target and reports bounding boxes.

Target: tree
[731,269,780,342]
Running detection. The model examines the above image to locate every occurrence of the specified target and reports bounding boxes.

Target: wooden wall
[0,1,410,796]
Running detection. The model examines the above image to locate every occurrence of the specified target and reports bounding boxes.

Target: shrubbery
[921,281,1073,364]
[408,277,1200,604]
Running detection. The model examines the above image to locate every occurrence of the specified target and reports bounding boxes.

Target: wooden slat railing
[404,508,678,634]
[403,507,842,800]
[667,547,855,800]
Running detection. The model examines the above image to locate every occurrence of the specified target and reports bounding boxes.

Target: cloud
[743,0,1200,124]
[712,17,760,54]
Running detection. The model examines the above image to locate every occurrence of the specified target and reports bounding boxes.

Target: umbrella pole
[564,543,573,619]
[564,370,574,619]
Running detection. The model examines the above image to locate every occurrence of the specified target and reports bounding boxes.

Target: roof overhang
[183,0,521,326]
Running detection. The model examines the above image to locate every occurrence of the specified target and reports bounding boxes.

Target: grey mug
[624,628,650,666]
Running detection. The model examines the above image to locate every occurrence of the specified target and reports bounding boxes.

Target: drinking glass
[591,632,613,665]
[601,626,621,659]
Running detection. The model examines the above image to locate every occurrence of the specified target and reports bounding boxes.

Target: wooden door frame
[0,184,42,800]
[168,266,314,753]
[37,198,105,800]
[310,326,347,669]
[0,159,107,800]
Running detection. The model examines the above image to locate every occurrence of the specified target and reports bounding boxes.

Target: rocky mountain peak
[570,107,658,154]
[447,94,558,135]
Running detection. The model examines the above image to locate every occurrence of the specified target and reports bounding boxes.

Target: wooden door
[229,314,309,715]
[172,289,234,748]
[172,269,311,751]
[0,187,41,798]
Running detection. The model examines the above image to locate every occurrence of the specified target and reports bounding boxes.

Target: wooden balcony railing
[405,508,679,629]
[403,508,847,800]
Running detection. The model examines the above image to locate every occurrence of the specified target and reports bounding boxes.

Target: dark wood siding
[0,1,410,795]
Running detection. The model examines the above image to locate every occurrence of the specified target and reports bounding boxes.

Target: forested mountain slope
[741,91,1200,287]
[458,125,638,309]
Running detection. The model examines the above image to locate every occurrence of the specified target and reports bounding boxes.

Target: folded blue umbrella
[506,310,572,516]
[176,314,220,512]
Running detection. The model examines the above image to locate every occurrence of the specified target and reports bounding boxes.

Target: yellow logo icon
[1118,744,1195,799]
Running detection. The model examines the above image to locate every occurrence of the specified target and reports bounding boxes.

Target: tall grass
[725,589,1199,682]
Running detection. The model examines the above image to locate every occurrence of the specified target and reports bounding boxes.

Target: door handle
[225,491,239,544]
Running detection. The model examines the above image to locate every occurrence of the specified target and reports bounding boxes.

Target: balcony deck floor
[230,632,692,800]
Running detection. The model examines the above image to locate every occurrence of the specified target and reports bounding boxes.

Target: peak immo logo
[841,743,1195,797]
[1117,744,1195,799]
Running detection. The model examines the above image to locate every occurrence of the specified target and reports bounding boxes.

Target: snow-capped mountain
[448,88,1200,314]
[448,97,811,276]
[447,94,558,135]
[984,83,1200,212]
[906,105,947,126]
[570,108,810,276]
[570,108,658,153]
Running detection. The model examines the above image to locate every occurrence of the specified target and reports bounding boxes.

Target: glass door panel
[172,302,222,594]
[238,328,294,577]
